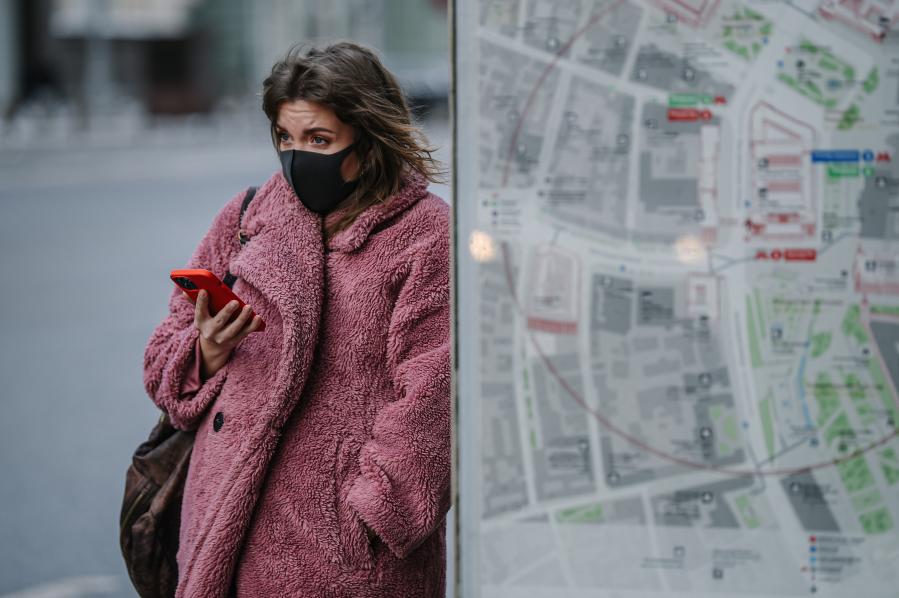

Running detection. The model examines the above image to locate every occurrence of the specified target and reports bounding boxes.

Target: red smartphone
[170,268,266,331]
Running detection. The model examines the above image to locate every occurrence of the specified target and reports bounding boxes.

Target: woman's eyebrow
[275,123,335,135]
[303,126,336,135]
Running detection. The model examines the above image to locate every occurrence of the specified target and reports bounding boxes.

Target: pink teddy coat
[142,166,451,597]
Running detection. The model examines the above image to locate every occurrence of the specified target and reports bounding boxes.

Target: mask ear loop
[341,132,363,185]
[347,131,368,182]
[340,142,362,209]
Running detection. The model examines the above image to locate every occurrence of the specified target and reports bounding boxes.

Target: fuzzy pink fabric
[143,167,451,597]
[178,339,203,398]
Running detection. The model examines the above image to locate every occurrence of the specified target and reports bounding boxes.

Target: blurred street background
[0,0,452,596]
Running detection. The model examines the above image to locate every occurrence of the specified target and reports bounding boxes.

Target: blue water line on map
[796,349,814,430]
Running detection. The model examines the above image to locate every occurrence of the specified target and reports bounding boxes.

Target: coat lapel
[228,169,325,388]
[178,170,326,598]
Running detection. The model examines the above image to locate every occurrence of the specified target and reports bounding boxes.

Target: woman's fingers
[221,304,254,340]
[211,299,240,330]
[233,315,264,345]
[194,290,207,326]
[192,290,262,348]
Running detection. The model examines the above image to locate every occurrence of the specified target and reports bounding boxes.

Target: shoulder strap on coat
[222,186,257,289]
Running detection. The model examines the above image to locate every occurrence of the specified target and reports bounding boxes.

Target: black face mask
[279,142,360,214]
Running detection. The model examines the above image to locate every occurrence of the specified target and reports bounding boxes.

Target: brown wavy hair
[261,40,448,238]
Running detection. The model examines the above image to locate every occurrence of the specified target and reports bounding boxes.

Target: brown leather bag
[119,413,193,597]
[119,186,257,597]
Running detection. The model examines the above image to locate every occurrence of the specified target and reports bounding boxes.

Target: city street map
[454,1,899,596]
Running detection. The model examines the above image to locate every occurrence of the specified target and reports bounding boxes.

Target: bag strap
[222,186,257,290]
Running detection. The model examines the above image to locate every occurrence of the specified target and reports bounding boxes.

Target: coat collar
[227,166,430,333]
[322,167,430,253]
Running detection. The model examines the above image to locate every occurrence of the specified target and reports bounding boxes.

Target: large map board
[453,1,899,596]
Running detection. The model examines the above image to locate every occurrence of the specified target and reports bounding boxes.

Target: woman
[142,41,451,597]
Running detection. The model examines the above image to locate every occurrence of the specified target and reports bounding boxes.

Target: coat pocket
[334,437,377,571]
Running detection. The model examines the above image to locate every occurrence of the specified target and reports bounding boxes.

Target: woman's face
[275,99,360,182]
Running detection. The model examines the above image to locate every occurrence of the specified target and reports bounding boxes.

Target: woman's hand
[185,289,263,380]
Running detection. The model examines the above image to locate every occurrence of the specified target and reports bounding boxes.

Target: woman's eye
[311,136,327,145]
[278,131,290,142]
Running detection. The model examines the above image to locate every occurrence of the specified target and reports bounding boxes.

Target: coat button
[213,411,224,432]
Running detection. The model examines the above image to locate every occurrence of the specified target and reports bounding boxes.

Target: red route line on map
[495,4,899,477]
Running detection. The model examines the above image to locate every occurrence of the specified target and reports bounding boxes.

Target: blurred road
[0,110,452,597]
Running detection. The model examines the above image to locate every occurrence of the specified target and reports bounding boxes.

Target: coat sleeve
[177,338,205,400]
[142,189,246,431]
[345,230,451,559]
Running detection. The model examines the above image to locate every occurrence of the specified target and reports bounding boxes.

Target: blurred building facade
[1,0,449,127]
